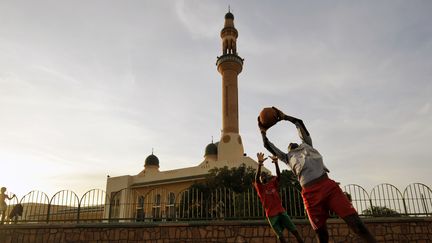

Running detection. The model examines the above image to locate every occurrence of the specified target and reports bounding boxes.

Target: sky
[1,1,431,199]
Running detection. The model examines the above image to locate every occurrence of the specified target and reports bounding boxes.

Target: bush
[362,206,401,217]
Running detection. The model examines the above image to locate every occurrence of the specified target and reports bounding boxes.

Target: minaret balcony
[216,54,244,67]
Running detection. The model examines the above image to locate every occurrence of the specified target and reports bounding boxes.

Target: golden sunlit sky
[1,1,431,198]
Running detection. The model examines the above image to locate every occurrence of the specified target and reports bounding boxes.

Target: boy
[259,107,376,243]
[254,152,304,243]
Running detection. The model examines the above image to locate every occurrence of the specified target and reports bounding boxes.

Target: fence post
[369,199,374,216]
[108,200,112,222]
[402,197,408,216]
[420,193,429,216]
[46,203,51,223]
[77,204,81,224]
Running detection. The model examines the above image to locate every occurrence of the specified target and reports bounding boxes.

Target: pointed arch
[143,187,168,221]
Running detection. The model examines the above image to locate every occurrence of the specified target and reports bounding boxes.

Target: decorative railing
[216,54,244,66]
[1,183,431,224]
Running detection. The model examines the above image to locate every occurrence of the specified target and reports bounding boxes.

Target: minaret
[216,11,245,162]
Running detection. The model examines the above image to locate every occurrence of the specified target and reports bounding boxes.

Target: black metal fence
[1,183,431,224]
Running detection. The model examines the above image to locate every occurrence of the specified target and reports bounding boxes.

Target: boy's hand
[257,152,267,165]
[269,155,278,163]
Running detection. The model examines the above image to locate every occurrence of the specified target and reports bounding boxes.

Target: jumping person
[259,107,376,243]
[0,187,16,224]
[254,152,304,243]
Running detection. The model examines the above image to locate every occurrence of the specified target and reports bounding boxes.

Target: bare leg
[291,230,304,243]
[315,224,329,243]
[0,211,5,224]
[278,235,287,243]
[343,214,376,243]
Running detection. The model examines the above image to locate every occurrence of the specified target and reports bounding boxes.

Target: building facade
[105,11,265,221]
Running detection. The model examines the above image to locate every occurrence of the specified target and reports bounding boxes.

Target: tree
[192,163,300,193]
[205,164,256,193]
[362,206,401,217]
[179,164,303,220]
[178,164,255,219]
[279,169,301,191]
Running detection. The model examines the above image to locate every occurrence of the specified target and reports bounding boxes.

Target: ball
[259,107,279,129]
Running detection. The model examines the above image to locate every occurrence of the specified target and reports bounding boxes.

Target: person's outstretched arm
[260,130,289,164]
[272,107,313,147]
[258,116,289,163]
[270,155,281,181]
[255,152,267,183]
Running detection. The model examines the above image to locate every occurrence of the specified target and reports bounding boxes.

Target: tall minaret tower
[216,11,245,162]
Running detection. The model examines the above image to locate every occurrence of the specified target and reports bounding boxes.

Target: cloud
[1,1,431,195]
[418,103,430,115]
[175,0,224,39]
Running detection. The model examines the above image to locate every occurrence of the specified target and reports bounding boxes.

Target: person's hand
[257,116,267,134]
[257,152,267,165]
[271,106,286,121]
[269,155,278,163]
[272,106,299,123]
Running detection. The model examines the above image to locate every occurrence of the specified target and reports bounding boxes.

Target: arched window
[152,194,161,220]
[136,196,145,221]
[166,192,176,220]
[110,191,121,222]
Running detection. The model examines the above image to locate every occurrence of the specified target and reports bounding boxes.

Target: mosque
[105,11,266,221]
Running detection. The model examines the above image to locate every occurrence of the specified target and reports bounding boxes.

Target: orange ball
[259,107,279,128]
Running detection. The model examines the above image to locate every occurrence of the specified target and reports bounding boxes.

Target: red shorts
[301,178,357,230]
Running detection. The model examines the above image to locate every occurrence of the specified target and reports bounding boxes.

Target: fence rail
[1,183,431,224]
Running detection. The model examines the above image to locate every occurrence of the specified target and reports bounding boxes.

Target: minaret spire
[216,11,244,162]
[221,10,238,55]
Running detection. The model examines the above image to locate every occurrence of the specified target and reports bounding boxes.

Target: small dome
[145,154,159,167]
[205,143,218,156]
[225,12,234,19]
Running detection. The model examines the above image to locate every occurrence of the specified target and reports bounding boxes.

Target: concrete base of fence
[0,217,431,243]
